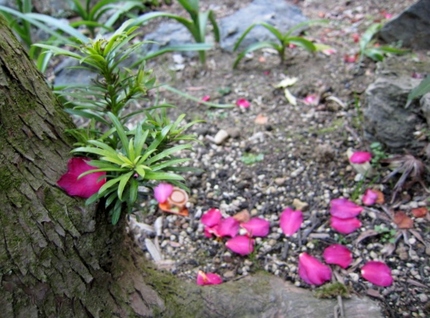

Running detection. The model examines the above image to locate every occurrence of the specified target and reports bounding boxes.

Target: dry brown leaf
[354,229,380,245]
[394,211,414,229]
[366,288,382,299]
[411,207,427,218]
[373,189,385,204]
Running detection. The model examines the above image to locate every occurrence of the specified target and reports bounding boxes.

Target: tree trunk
[0,16,384,318]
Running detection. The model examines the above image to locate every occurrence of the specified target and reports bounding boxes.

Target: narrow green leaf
[107,112,130,157]
[233,41,280,69]
[111,200,122,225]
[144,171,184,181]
[117,171,133,200]
[145,144,192,165]
[407,76,430,108]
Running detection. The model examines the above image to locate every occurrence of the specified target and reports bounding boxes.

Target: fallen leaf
[284,89,297,105]
[255,114,268,125]
[394,211,414,229]
[411,207,427,218]
[354,229,380,245]
[275,77,298,88]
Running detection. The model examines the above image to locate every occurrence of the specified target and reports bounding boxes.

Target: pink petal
[236,98,250,108]
[352,33,360,43]
[344,54,357,63]
[330,198,363,219]
[280,207,303,236]
[362,189,378,206]
[349,151,372,164]
[57,157,106,199]
[196,271,223,286]
[201,95,211,102]
[361,261,393,287]
[217,217,239,238]
[154,183,173,203]
[225,235,254,256]
[201,208,222,227]
[298,253,332,286]
[241,217,270,237]
[204,225,220,238]
[303,94,318,105]
[323,244,353,269]
[330,216,361,234]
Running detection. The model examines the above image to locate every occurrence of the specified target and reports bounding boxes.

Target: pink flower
[362,189,378,206]
[236,98,250,108]
[204,224,220,238]
[323,244,353,269]
[361,261,393,287]
[196,271,223,286]
[330,216,361,234]
[298,253,332,286]
[57,157,106,198]
[201,95,211,102]
[330,198,363,219]
[241,217,270,237]
[280,207,303,236]
[153,183,174,203]
[349,151,372,164]
[303,94,318,105]
[201,208,222,227]
[226,235,254,256]
[217,217,239,238]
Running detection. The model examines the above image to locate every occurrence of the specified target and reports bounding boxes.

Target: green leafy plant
[406,76,430,108]
[370,142,388,166]
[241,153,264,165]
[374,225,397,244]
[233,20,327,68]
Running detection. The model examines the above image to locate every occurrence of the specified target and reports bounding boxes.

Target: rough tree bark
[0,16,384,318]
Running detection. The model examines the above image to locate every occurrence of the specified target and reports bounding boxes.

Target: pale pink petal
[201,95,211,102]
[236,98,250,108]
[323,244,353,269]
[225,235,254,256]
[352,33,360,43]
[362,189,378,206]
[349,151,372,164]
[201,208,222,227]
[330,198,363,219]
[57,157,106,199]
[241,217,270,237]
[361,261,393,287]
[330,216,361,234]
[303,94,318,105]
[218,217,239,238]
[280,207,303,236]
[196,271,223,285]
[298,253,332,286]
[153,183,174,203]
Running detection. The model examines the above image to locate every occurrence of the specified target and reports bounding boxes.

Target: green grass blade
[233,41,280,68]
[407,76,430,108]
[107,112,130,157]
[117,171,133,200]
[287,36,316,52]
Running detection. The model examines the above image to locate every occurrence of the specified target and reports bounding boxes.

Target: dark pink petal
[362,189,378,206]
[218,217,239,238]
[225,235,254,256]
[154,183,173,203]
[201,208,222,227]
[196,271,223,286]
[323,244,353,269]
[236,98,250,108]
[241,217,270,237]
[330,216,361,234]
[298,253,332,286]
[330,198,363,219]
[361,261,393,287]
[204,225,220,238]
[344,54,357,63]
[280,208,303,236]
[201,95,211,102]
[57,157,106,199]
[349,151,372,164]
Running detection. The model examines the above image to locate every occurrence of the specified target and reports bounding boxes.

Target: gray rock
[379,0,430,50]
[219,0,308,52]
[363,76,424,152]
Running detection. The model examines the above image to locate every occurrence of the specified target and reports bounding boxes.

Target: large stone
[379,0,430,50]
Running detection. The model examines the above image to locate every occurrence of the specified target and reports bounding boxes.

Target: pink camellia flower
[201,95,211,102]
[280,207,303,236]
[217,217,240,238]
[241,217,270,237]
[201,208,222,227]
[298,253,332,286]
[330,198,363,219]
[349,151,372,164]
[361,261,393,287]
[323,244,353,269]
[362,189,379,206]
[236,98,250,108]
[153,182,174,204]
[226,235,254,256]
[330,216,361,234]
[196,271,223,286]
[57,157,106,199]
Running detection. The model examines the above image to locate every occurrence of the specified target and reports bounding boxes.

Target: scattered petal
[57,157,106,199]
[233,209,251,223]
[201,208,222,227]
[284,88,297,106]
[241,217,270,237]
[196,271,223,286]
[154,183,174,203]
[303,94,319,105]
[275,77,298,88]
[362,189,379,206]
[349,151,372,164]
[218,217,240,237]
[344,54,357,63]
[411,207,428,218]
[236,98,250,108]
[330,198,363,219]
[204,224,220,238]
[323,244,353,269]
[280,207,303,236]
[298,252,332,286]
[255,114,268,125]
[361,261,393,287]
[201,95,211,102]
[330,216,361,234]
[352,33,360,43]
[226,235,254,256]
[393,211,414,229]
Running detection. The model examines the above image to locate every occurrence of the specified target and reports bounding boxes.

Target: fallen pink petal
[201,95,211,102]
[204,225,220,238]
[349,151,372,164]
[226,235,254,256]
[201,208,222,227]
[344,54,357,63]
[330,198,363,219]
[217,217,240,238]
[323,244,353,269]
[196,271,223,286]
[303,94,318,105]
[362,189,379,206]
[330,216,361,234]
[361,261,393,287]
[153,182,174,204]
[241,217,270,237]
[280,207,303,236]
[57,157,106,199]
[298,252,332,286]
[236,98,250,108]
